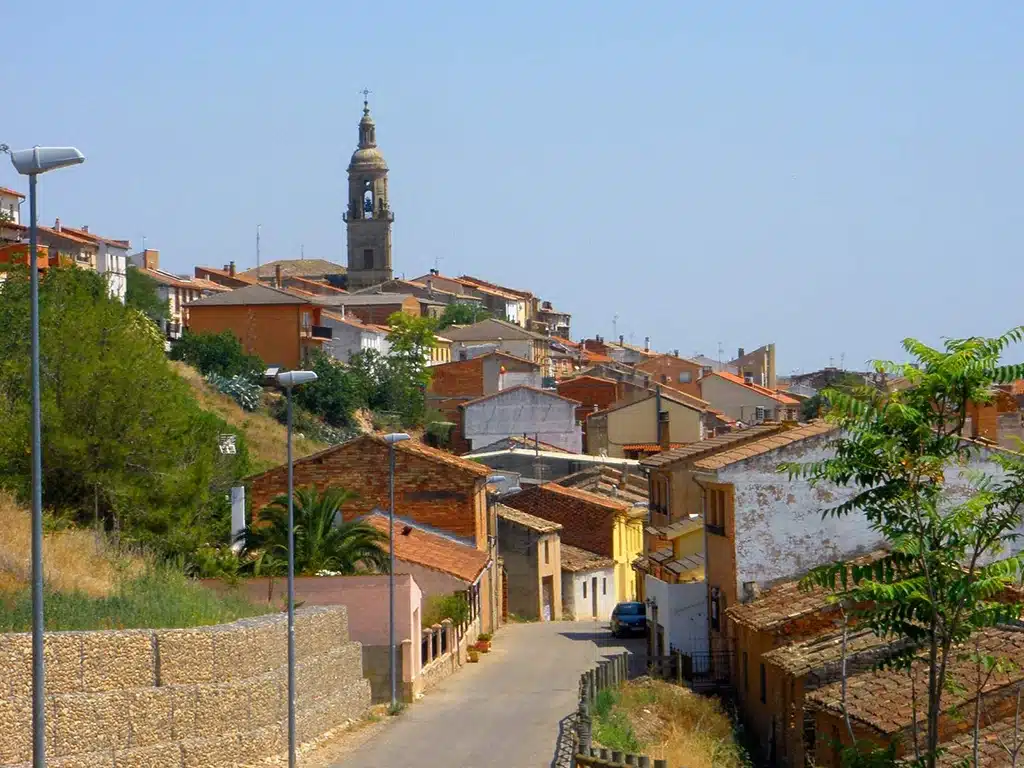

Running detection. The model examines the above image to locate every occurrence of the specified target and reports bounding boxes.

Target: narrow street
[331,619,644,768]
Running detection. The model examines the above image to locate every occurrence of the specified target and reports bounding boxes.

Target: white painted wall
[716,433,1012,600]
[96,243,128,303]
[644,575,708,657]
[0,192,20,225]
[563,567,617,621]
[463,387,582,453]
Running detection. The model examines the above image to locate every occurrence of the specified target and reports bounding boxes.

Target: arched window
[362,184,374,217]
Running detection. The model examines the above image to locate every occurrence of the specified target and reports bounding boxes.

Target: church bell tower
[344,95,393,291]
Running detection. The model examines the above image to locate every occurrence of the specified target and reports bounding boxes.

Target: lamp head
[276,370,318,388]
[10,146,85,176]
[383,433,411,445]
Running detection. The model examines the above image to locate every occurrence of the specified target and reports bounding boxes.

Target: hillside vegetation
[173,361,328,472]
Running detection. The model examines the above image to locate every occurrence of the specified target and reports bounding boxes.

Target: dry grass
[597,678,750,768]
[172,361,328,472]
[0,491,131,598]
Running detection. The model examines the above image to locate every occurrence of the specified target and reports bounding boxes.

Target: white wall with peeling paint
[715,434,1012,603]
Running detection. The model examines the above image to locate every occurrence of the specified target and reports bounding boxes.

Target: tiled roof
[807,626,1024,736]
[458,384,582,409]
[59,226,130,249]
[496,503,562,533]
[693,421,837,471]
[456,274,533,300]
[727,550,887,632]
[558,374,618,388]
[362,513,489,583]
[1012,380,1024,397]
[430,350,540,370]
[0,186,25,198]
[395,437,491,477]
[137,268,228,291]
[440,318,544,342]
[622,443,688,452]
[321,311,386,332]
[646,516,703,540]
[241,259,347,279]
[594,389,708,419]
[536,482,633,512]
[313,292,416,307]
[557,466,649,503]
[560,544,614,572]
[761,628,894,677]
[550,336,579,349]
[708,370,800,405]
[36,226,96,246]
[285,275,347,294]
[939,715,1024,766]
[640,423,788,469]
[185,283,311,307]
[194,266,258,284]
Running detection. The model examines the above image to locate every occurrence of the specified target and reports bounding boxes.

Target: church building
[343,97,394,291]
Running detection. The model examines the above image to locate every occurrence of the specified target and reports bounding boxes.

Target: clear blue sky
[4,1,1021,373]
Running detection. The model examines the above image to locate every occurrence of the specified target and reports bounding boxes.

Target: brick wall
[188,304,303,369]
[343,296,420,325]
[635,355,703,399]
[0,607,370,768]
[429,356,486,398]
[502,486,616,557]
[247,436,488,548]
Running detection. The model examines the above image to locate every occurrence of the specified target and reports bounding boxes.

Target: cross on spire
[360,88,372,114]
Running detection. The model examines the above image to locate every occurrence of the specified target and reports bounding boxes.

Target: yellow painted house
[501,482,647,602]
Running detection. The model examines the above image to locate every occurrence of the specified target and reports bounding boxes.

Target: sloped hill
[172,361,328,473]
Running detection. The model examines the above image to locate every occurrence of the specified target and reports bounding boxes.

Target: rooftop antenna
[613,313,619,340]
[717,341,724,367]
[840,352,846,371]
[256,224,261,276]
[301,243,305,259]
[434,253,443,272]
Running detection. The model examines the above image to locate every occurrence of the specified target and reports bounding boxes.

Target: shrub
[422,593,471,627]
[206,372,262,411]
[170,330,265,381]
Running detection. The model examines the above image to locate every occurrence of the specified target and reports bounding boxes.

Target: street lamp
[276,369,318,768]
[8,144,85,768]
[485,475,505,632]
[383,432,410,712]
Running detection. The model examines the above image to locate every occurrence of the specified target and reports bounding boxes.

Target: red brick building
[245,435,502,631]
[634,353,704,399]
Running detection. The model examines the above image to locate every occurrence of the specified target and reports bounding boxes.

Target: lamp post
[382,432,410,711]
[276,369,318,768]
[484,475,505,631]
[7,145,85,768]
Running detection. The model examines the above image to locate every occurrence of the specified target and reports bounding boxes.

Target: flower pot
[475,640,491,652]
[467,651,479,663]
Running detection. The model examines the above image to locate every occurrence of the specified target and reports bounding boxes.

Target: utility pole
[256,224,262,276]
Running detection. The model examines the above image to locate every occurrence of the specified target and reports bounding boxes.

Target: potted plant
[475,633,492,652]
[467,647,480,663]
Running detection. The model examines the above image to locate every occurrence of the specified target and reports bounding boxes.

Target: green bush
[206,372,263,411]
[170,330,265,381]
[268,397,358,444]
[0,564,269,631]
[592,688,643,753]
[421,593,471,627]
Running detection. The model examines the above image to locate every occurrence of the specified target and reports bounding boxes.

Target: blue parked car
[610,602,647,638]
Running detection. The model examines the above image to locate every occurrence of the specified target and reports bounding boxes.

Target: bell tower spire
[344,91,393,291]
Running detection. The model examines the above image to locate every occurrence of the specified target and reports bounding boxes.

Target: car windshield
[616,604,644,616]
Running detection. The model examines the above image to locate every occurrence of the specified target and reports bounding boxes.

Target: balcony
[302,325,333,341]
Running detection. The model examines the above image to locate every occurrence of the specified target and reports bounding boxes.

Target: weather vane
[360,88,372,107]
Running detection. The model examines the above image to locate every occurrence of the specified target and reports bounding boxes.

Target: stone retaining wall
[0,606,371,767]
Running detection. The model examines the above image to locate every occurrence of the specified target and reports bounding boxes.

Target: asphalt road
[331,619,644,768]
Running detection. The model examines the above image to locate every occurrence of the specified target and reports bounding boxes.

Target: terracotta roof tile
[693,421,837,471]
[761,628,895,677]
[363,513,489,583]
[0,186,25,198]
[709,370,800,405]
[537,482,632,512]
[807,626,1024,736]
[621,443,688,452]
[560,544,615,572]
[458,384,581,409]
[640,423,788,469]
[241,259,347,279]
[496,503,562,533]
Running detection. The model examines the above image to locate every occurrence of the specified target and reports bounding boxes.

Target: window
[755,405,767,422]
[710,587,720,631]
[543,540,549,565]
[679,371,692,384]
[583,581,587,599]
[362,248,374,270]
[743,651,749,692]
[602,578,607,595]
[759,663,767,704]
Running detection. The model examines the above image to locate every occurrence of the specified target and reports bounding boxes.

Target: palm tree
[242,485,390,576]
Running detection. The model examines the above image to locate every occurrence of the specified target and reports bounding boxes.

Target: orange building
[185,284,329,369]
[0,243,68,272]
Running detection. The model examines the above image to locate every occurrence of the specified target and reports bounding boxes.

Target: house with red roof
[699,370,801,425]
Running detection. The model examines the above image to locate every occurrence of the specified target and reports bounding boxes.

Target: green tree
[125,265,170,326]
[801,371,870,419]
[0,267,250,556]
[170,329,265,381]
[243,485,390,575]
[437,302,490,330]
[292,349,366,427]
[783,330,1024,768]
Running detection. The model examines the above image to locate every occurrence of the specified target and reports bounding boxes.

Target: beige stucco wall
[0,606,371,768]
[603,397,702,458]
[698,376,788,424]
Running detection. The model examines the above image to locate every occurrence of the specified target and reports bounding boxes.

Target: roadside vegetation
[592,679,751,768]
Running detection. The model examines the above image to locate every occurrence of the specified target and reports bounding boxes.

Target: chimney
[275,264,282,288]
[673,349,679,357]
[644,336,650,352]
[619,334,625,346]
[229,261,236,277]
[430,268,439,276]
[81,225,89,233]
[659,410,671,451]
[145,249,159,270]
[54,217,61,232]
[743,372,754,385]
[738,347,745,359]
